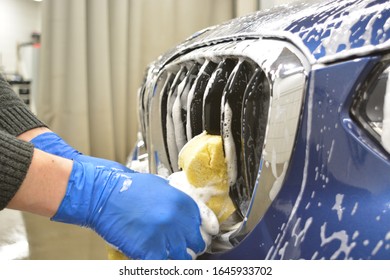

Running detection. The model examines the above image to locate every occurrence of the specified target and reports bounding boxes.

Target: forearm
[7,148,72,217]
[17,127,52,142]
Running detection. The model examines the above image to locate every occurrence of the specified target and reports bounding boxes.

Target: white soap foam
[168,171,220,247]
[168,171,224,205]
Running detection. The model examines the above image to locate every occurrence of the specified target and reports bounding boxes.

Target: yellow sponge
[107,245,128,260]
[178,131,236,223]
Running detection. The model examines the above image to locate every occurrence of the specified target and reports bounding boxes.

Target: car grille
[136,39,308,244]
[139,52,270,217]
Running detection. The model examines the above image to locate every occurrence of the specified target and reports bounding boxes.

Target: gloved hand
[30,132,130,172]
[53,160,219,259]
[31,131,220,259]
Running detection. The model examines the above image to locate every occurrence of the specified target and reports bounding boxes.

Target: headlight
[352,63,390,154]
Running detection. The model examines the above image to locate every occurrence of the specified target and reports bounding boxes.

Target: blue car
[129,0,390,259]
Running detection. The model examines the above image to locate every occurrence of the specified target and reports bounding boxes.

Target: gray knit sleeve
[0,75,46,136]
[0,131,34,210]
[0,74,46,209]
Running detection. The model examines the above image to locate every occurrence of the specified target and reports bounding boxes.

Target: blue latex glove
[53,160,211,259]
[30,132,219,259]
[30,132,130,172]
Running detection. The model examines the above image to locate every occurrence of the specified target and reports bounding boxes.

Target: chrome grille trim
[137,39,310,250]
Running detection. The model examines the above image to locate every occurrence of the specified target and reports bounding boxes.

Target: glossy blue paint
[283,0,390,61]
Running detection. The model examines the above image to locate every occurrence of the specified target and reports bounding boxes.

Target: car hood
[154,0,390,67]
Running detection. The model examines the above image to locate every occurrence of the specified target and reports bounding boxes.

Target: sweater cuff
[0,75,47,136]
[0,132,34,210]
[0,106,46,136]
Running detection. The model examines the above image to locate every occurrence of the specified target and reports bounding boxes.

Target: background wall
[0,0,41,75]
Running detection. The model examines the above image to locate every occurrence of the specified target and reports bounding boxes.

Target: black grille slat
[186,60,217,140]
[203,59,237,135]
[221,60,255,214]
[172,63,201,152]
[241,68,270,215]
[159,72,175,171]
[165,66,187,171]
[138,83,147,147]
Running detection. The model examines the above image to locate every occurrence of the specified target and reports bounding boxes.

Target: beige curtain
[37,0,234,164]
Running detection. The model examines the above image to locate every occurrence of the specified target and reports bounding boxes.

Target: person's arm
[5,129,219,259]
[17,127,51,142]
[7,148,71,218]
